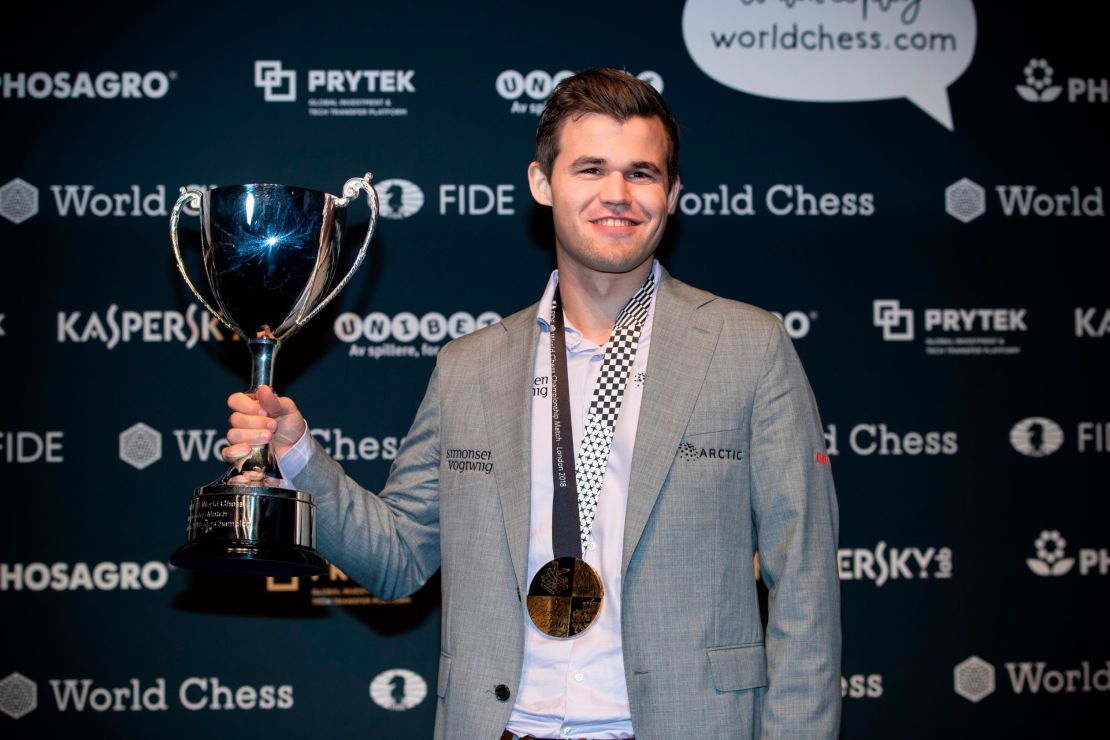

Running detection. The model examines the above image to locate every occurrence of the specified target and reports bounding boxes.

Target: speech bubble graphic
[683,0,977,130]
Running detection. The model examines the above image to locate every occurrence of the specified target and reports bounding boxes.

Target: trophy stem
[247,337,278,393]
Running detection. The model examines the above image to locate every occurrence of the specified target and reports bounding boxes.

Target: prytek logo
[255,60,295,102]
[1009,417,1064,458]
[955,655,1110,701]
[678,183,874,218]
[954,656,995,703]
[945,177,986,223]
[0,178,38,224]
[267,563,408,607]
[1,70,173,99]
[1026,530,1075,576]
[0,561,170,591]
[872,300,914,340]
[872,300,1027,355]
[369,669,428,711]
[334,310,501,360]
[1026,530,1109,578]
[377,178,424,220]
[1,431,63,463]
[119,422,161,470]
[0,672,36,719]
[496,69,662,115]
[838,541,953,587]
[1015,58,1109,104]
[1076,308,1110,337]
[824,423,958,457]
[58,304,231,349]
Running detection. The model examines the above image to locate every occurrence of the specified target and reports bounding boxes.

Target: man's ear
[666,175,681,215]
[528,161,553,206]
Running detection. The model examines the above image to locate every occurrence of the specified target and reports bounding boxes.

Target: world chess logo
[872,300,914,341]
[0,178,39,225]
[369,669,427,712]
[954,656,996,703]
[1015,58,1063,103]
[119,422,162,470]
[1026,530,1076,577]
[945,178,986,223]
[1009,417,1064,458]
[0,672,37,720]
[254,60,296,102]
[376,178,424,220]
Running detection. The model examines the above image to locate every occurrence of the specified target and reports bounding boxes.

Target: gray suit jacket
[293,271,841,739]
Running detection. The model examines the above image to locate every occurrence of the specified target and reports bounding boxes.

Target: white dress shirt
[505,260,659,739]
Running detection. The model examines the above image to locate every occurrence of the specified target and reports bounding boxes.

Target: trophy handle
[299,172,379,326]
[170,187,238,335]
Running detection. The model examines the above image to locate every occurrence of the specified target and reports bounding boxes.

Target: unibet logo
[120,422,162,470]
[376,178,424,220]
[945,177,986,223]
[1,70,172,99]
[255,60,296,102]
[1009,417,1064,458]
[1016,58,1063,102]
[0,672,37,720]
[1026,530,1075,576]
[369,669,427,711]
[954,656,996,703]
[496,70,662,114]
[334,311,501,343]
[0,178,38,224]
[837,541,953,587]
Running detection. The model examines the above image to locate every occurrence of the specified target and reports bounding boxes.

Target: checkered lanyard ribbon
[550,271,654,555]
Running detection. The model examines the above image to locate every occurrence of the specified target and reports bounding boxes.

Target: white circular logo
[376,178,424,220]
[1009,417,1064,457]
[369,669,427,711]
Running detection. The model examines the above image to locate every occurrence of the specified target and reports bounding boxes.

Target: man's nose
[599,173,631,206]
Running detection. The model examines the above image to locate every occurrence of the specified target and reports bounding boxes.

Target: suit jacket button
[494,684,510,702]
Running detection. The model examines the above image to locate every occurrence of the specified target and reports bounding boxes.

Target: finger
[227,391,265,416]
[256,385,285,417]
[229,411,277,431]
[221,443,255,462]
[227,428,272,446]
[227,471,266,485]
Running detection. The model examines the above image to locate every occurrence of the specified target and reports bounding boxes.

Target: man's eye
[579,167,602,175]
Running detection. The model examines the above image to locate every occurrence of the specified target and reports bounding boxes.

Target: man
[224,68,840,739]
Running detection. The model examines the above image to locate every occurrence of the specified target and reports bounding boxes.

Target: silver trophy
[168,174,378,576]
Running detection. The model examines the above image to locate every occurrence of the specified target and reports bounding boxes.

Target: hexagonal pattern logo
[0,178,39,225]
[954,655,996,703]
[0,672,37,720]
[119,422,162,470]
[945,178,987,223]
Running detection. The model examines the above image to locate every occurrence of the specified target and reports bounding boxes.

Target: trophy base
[171,485,328,577]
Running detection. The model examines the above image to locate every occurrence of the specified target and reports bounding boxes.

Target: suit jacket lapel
[623,273,721,575]
[482,305,539,594]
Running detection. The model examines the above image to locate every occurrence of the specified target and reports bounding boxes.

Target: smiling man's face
[529,113,680,281]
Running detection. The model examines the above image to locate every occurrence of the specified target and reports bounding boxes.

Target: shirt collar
[535,259,661,339]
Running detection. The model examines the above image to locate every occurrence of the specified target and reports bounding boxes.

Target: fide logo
[369,669,427,711]
[376,178,424,220]
[1026,530,1075,577]
[1009,417,1064,458]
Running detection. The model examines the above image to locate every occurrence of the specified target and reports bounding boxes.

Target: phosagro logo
[377,178,424,220]
[369,669,427,712]
[1015,57,1109,105]
[1009,417,1064,458]
[0,561,170,591]
[496,69,663,115]
[1,70,173,99]
[0,672,37,719]
[872,299,1027,356]
[1026,530,1109,578]
[838,541,953,587]
[335,310,501,360]
[955,655,1110,701]
[0,178,38,224]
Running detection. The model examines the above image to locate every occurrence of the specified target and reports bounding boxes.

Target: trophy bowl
[168,175,378,576]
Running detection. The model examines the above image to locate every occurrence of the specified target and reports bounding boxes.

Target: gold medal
[526,556,604,639]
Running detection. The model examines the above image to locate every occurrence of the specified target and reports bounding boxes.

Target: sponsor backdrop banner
[1,2,1106,737]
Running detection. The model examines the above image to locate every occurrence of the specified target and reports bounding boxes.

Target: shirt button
[586,540,597,551]
[563,727,575,737]
[574,672,584,682]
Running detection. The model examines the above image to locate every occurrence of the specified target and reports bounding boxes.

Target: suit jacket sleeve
[289,362,443,601]
[748,319,841,739]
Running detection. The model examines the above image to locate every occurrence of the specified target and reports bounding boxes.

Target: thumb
[256,385,287,417]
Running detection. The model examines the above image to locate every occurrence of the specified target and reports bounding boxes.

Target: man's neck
[556,260,653,345]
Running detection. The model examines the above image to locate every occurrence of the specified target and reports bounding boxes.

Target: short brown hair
[535,68,680,186]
